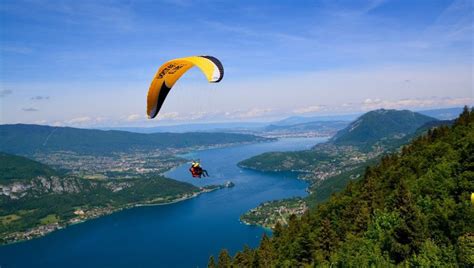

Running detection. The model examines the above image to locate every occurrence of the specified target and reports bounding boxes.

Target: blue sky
[0,0,472,126]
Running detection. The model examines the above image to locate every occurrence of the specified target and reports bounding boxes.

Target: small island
[224,181,235,188]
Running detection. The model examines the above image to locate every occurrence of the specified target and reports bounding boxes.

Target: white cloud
[126,114,142,121]
[65,116,92,124]
[34,120,48,125]
[293,105,324,114]
[362,98,382,105]
[358,96,474,111]
[157,112,181,120]
[223,108,274,119]
[149,108,276,123]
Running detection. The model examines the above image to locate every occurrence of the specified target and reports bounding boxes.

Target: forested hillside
[330,109,436,149]
[211,107,473,267]
[0,152,59,182]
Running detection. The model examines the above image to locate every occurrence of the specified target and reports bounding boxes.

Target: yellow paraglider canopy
[146,56,224,119]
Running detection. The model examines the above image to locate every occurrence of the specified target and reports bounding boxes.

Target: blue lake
[0,137,327,268]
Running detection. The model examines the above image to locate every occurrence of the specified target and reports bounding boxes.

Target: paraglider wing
[146,56,224,119]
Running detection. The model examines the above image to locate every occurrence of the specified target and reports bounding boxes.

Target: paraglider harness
[189,161,209,178]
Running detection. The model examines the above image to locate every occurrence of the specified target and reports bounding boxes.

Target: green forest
[210,107,474,267]
[0,152,59,182]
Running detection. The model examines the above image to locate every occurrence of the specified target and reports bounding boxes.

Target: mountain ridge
[0,124,270,155]
[330,109,437,149]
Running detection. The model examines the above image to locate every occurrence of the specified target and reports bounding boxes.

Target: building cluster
[242,200,308,229]
[3,223,61,244]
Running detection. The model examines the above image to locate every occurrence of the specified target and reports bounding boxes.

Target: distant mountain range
[276,107,462,126]
[97,107,463,134]
[101,122,269,134]
[270,114,359,126]
[0,124,270,155]
[267,107,460,141]
[417,107,464,120]
[264,121,349,133]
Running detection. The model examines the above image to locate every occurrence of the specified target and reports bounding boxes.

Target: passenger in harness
[189,160,209,178]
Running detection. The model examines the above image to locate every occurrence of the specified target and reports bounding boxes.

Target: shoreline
[1,185,223,246]
[1,138,306,246]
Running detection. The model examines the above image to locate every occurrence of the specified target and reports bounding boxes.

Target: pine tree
[315,218,338,262]
[297,223,314,264]
[273,222,283,238]
[257,233,275,267]
[252,249,260,267]
[455,106,471,126]
[217,249,232,268]
[457,233,474,267]
[208,255,216,268]
[232,252,246,267]
[353,202,370,233]
[233,245,254,267]
[390,179,425,263]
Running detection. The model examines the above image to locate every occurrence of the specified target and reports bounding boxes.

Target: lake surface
[0,137,327,268]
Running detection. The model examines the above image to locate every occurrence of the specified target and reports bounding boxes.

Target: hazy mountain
[0,124,270,155]
[271,114,360,126]
[101,122,268,133]
[264,121,349,133]
[417,107,464,120]
[97,107,463,135]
